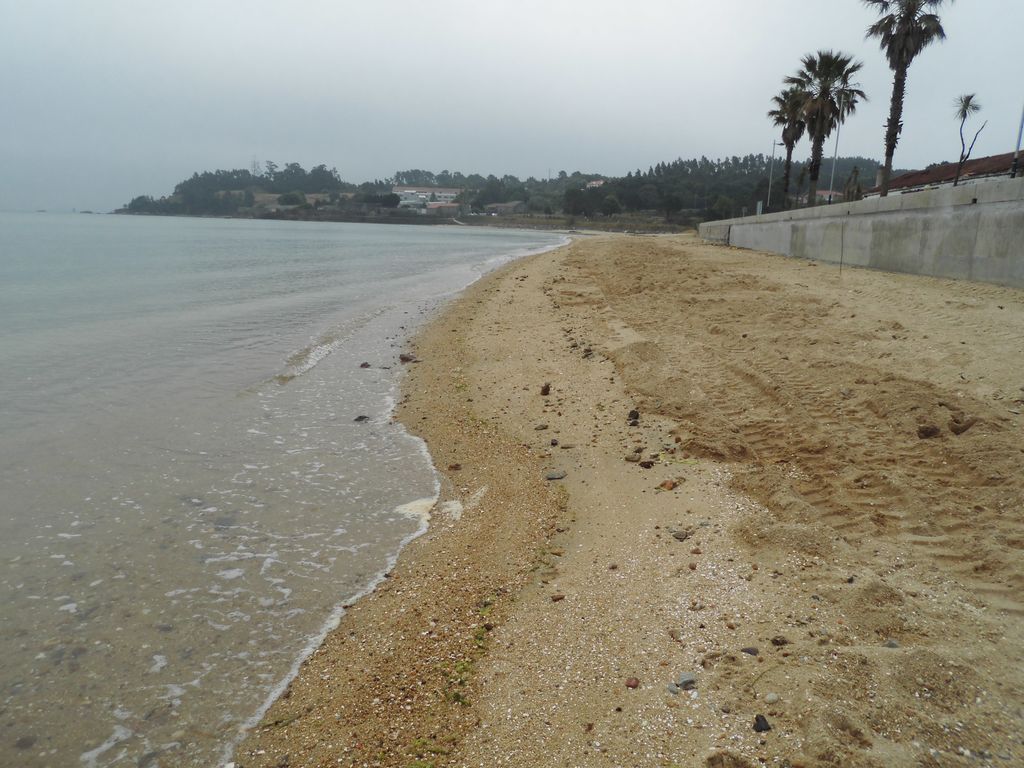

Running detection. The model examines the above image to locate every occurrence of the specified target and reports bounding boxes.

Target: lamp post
[766,140,782,212]
[827,94,847,204]
[1011,100,1024,178]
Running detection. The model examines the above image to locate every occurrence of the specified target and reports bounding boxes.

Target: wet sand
[237,233,1023,768]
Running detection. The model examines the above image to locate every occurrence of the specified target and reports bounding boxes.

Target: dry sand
[237,233,1023,768]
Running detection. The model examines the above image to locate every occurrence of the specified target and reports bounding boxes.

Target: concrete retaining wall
[698,177,1024,288]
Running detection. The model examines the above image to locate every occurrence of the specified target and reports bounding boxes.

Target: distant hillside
[119,155,900,223]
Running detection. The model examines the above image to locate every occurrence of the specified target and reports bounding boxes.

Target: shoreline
[224,236,569,766]
[236,233,1023,767]
[235,248,572,767]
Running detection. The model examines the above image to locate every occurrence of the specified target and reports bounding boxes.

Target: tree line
[122,153,887,222]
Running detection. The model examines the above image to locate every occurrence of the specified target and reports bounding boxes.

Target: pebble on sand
[753,714,772,732]
[625,677,640,689]
[545,471,567,481]
[676,672,697,690]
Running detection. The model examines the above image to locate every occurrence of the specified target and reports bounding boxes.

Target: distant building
[586,179,606,189]
[425,202,461,217]
[484,201,527,215]
[868,151,1018,195]
[393,186,463,211]
[795,188,845,206]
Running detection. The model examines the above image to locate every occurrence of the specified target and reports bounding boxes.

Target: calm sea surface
[0,212,564,767]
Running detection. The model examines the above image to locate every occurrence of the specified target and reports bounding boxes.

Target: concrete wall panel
[698,177,1024,288]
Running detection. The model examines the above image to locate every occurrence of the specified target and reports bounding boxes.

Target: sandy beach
[237,233,1023,768]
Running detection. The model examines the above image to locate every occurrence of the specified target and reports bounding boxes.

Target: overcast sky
[2,0,1021,212]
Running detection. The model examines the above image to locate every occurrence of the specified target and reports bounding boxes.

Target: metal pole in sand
[839,220,845,277]
[767,140,779,211]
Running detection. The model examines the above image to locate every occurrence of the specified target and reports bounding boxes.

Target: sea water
[0,212,565,767]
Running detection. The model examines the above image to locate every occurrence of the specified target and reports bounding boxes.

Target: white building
[393,186,463,211]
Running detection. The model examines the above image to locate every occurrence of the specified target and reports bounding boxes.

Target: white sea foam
[395,497,435,525]
[439,500,463,521]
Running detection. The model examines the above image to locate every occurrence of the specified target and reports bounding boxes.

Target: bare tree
[953,93,986,186]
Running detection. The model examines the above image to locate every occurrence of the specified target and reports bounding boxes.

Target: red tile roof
[880,150,1018,191]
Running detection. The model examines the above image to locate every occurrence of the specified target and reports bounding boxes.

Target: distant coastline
[116,154,894,232]
[114,207,456,226]
[114,207,693,234]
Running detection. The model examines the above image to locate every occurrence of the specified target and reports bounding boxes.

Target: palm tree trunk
[879,65,907,197]
[808,117,825,206]
[782,145,794,210]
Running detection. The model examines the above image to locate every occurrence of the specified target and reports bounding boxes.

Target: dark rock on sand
[752,714,772,732]
[706,751,757,768]
[676,672,697,690]
[398,353,419,364]
[359,362,371,368]
[540,382,551,396]
[628,409,640,421]
[353,415,369,422]
[917,424,941,439]
[545,471,567,480]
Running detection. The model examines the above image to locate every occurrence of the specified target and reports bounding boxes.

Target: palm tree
[865,0,950,196]
[785,51,866,206]
[953,93,986,186]
[767,86,807,210]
